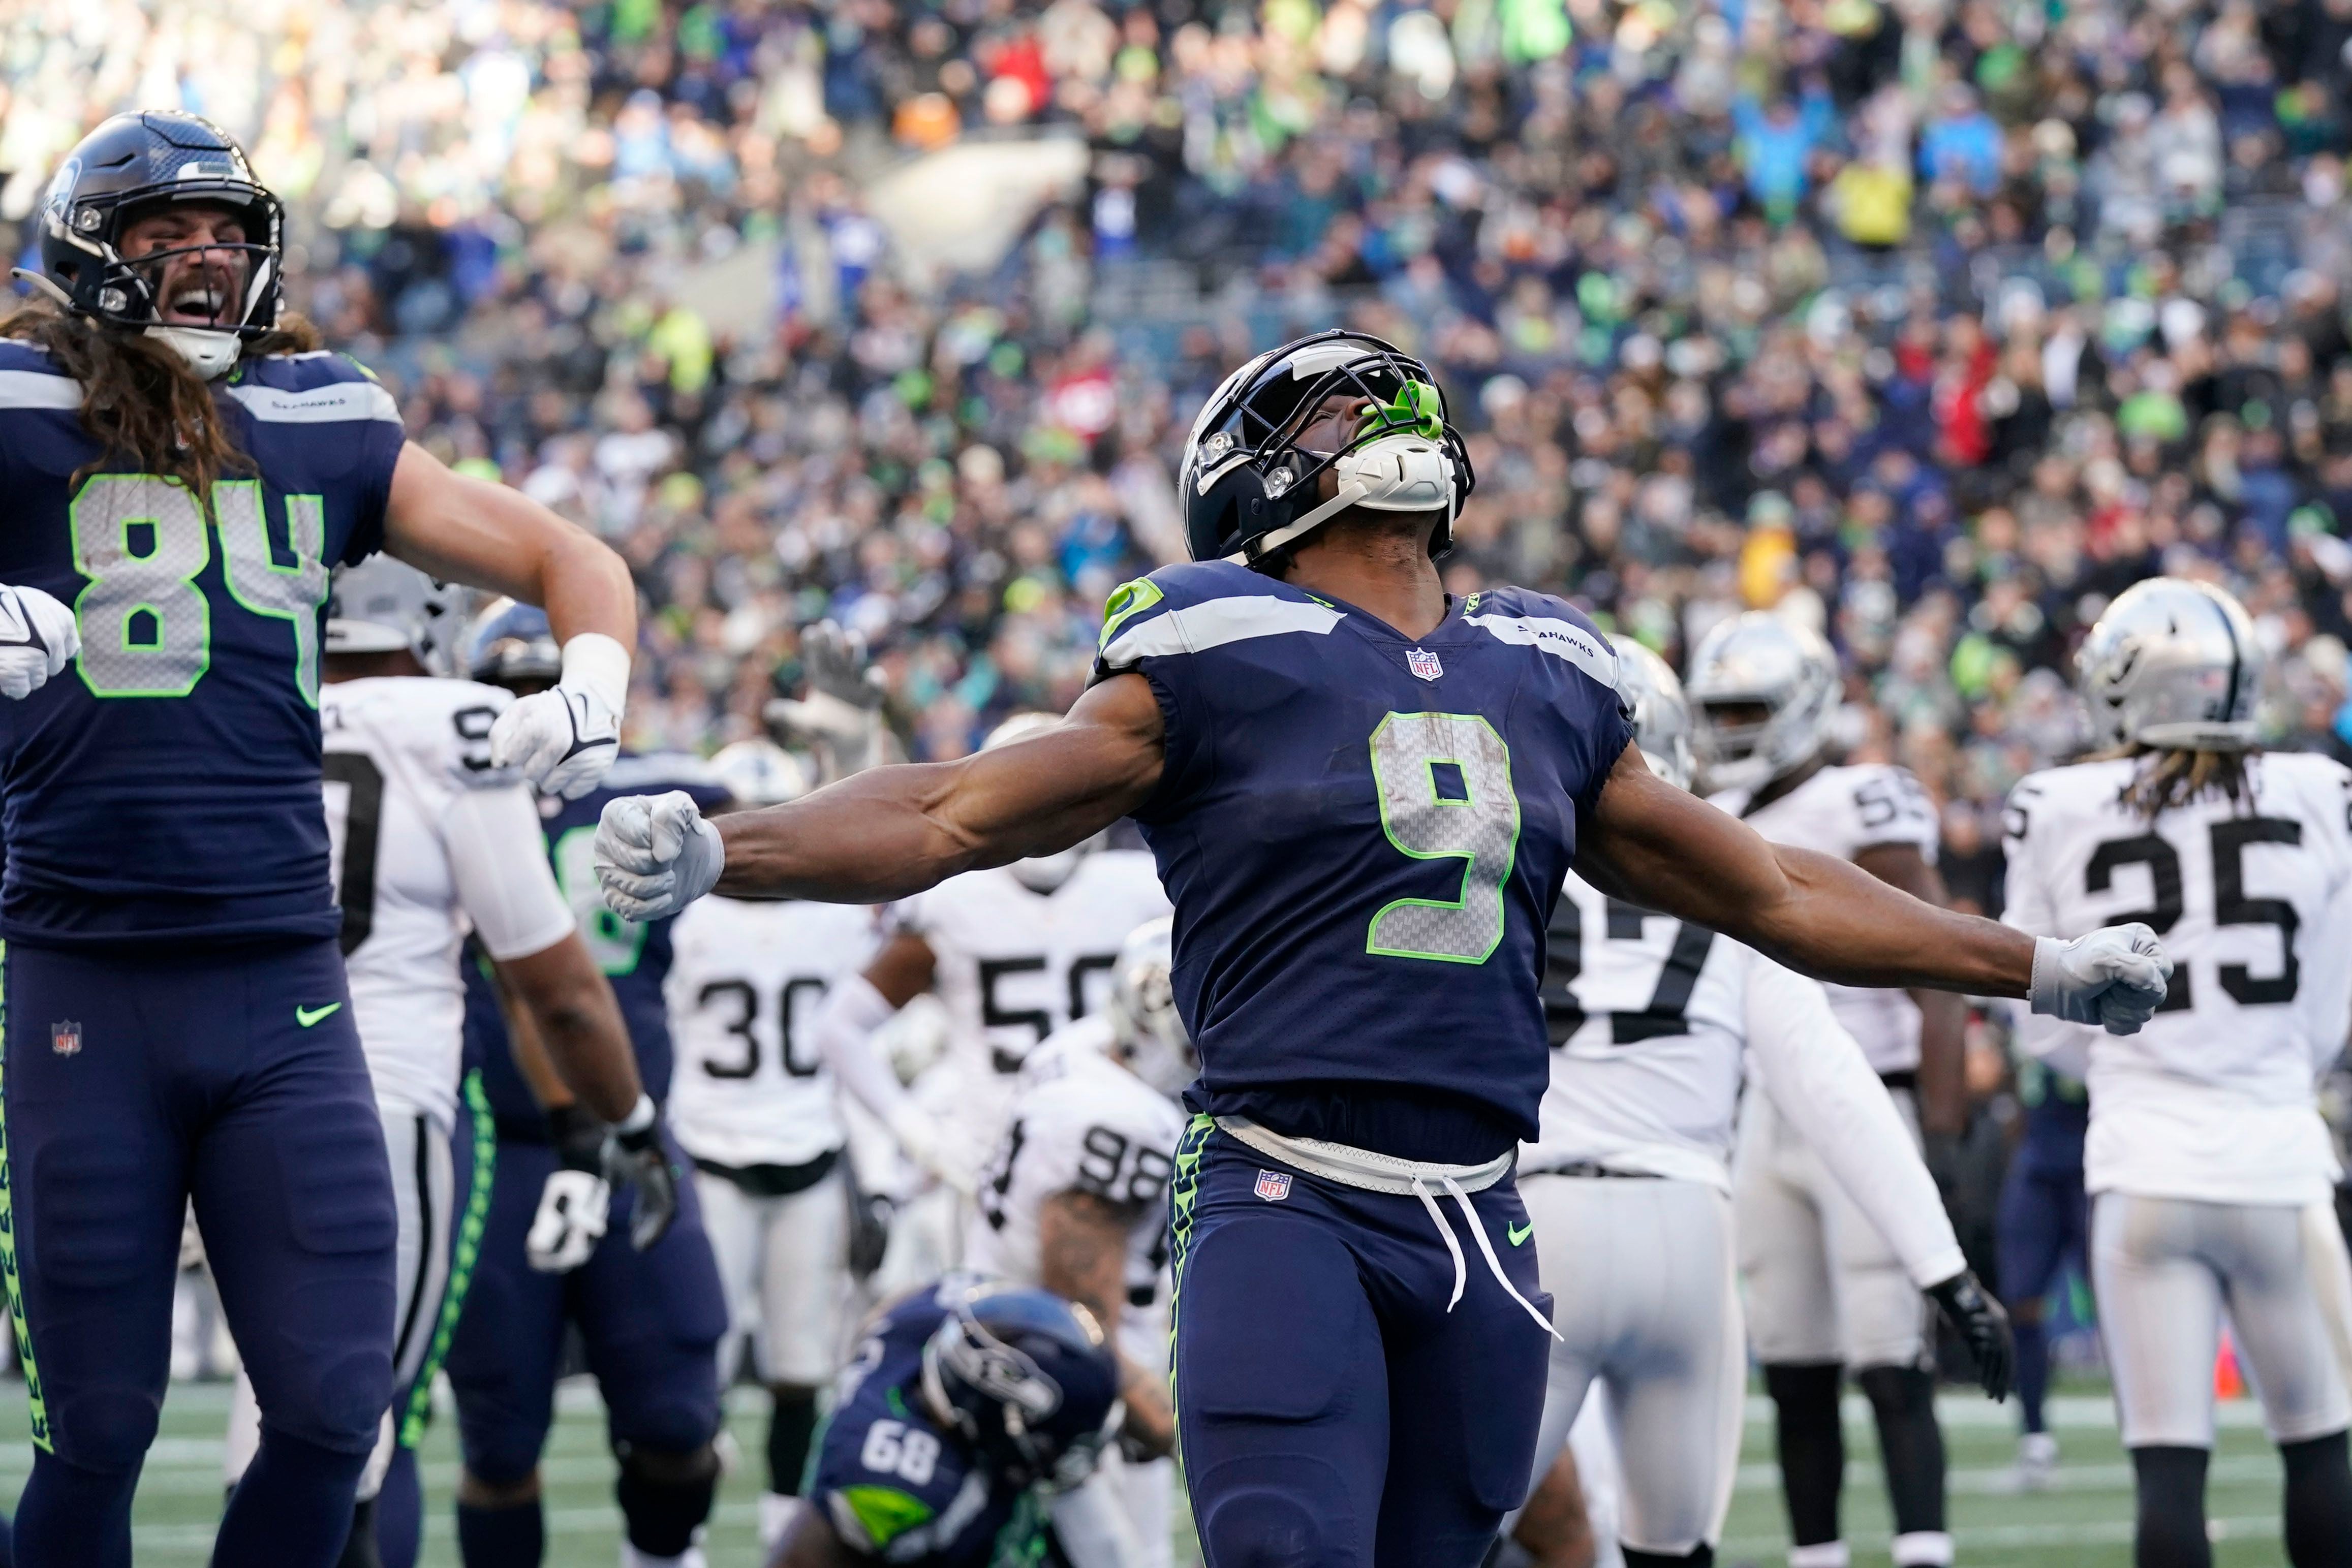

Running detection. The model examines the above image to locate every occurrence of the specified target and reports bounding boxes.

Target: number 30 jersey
[2003,751,2352,1205]
[0,341,402,947]
[1709,763,1940,1076]
[1092,562,1630,1153]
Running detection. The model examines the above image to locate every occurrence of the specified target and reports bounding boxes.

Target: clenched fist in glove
[0,584,80,699]
[595,790,725,922]
[527,1105,613,1273]
[2029,924,2173,1034]
[490,631,627,799]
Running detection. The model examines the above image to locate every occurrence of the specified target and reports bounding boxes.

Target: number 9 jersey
[2003,750,2352,1205]
[0,340,401,945]
[1091,560,1629,1149]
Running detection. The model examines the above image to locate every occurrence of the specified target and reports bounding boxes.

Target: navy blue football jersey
[466,755,728,1133]
[807,1280,1052,1566]
[1091,561,1631,1151]
[0,341,401,945]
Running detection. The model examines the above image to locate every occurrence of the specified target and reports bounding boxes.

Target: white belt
[1215,1117,1559,1340]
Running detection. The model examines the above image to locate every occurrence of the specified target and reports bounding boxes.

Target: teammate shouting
[595,329,2170,1566]
[0,112,634,1567]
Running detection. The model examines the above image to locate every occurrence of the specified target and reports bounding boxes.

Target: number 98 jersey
[1091,561,1630,1149]
[2003,751,2352,1205]
[0,342,402,946]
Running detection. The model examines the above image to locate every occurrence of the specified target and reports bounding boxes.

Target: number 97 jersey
[2003,751,2352,1205]
[1092,562,1630,1144]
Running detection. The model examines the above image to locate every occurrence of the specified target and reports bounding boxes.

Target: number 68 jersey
[2003,751,2352,1205]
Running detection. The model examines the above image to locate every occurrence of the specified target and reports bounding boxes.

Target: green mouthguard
[1359,380,1445,441]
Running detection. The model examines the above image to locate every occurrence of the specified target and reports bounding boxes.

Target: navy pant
[1998,1154,2090,1309]
[1170,1119,1553,1568]
[2,939,395,1565]
[444,1128,726,1486]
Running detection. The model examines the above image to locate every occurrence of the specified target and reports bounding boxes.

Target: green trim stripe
[1164,1113,1214,1454]
[399,1070,496,1449]
[0,941,50,1452]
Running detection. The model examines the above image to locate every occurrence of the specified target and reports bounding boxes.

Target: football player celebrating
[773,1279,1125,1567]
[1518,638,2009,1568]
[2005,578,2352,1568]
[1686,611,1972,1568]
[811,710,1169,1279]
[597,329,2169,1567]
[665,737,879,1553]
[222,557,652,1568]
[442,603,728,1568]
[0,112,633,1566]
[966,917,1190,1567]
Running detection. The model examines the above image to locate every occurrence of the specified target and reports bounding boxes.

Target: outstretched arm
[1579,743,2168,1034]
[1579,743,2034,994]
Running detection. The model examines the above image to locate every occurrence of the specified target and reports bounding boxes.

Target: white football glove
[0,584,79,699]
[888,1103,979,1197]
[489,632,627,799]
[2030,924,2173,1035]
[595,791,725,922]
[526,1168,611,1273]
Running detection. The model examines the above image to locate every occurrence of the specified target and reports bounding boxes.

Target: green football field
[0,1380,2294,1565]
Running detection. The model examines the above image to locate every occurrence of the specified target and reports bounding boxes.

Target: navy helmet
[34,111,284,371]
[463,598,561,689]
[921,1282,1123,1490]
[1180,329,1474,565]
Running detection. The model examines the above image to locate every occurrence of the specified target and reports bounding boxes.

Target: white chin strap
[145,325,241,380]
[1233,438,1457,563]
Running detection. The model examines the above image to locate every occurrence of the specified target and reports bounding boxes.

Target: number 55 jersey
[1091,561,1631,1155]
[0,340,401,945]
[2003,751,2352,1205]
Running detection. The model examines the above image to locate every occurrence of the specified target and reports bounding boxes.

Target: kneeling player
[667,738,881,1551]
[1517,640,2010,1567]
[773,1279,1124,1567]
[965,917,1189,1564]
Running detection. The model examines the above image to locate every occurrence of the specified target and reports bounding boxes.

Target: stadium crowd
[11,0,2352,898]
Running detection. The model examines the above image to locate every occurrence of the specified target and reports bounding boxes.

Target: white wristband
[560,633,632,716]
[616,1093,657,1136]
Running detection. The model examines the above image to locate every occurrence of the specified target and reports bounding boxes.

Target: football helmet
[921,1281,1123,1491]
[1610,635,1694,791]
[1685,612,1841,792]
[983,712,1103,893]
[324,558,470,677]
[31,112,284,379]
[463,598,562,689]
[1106,917,1194,1097]
[708,738,810,807]
[2077,578,2263,751]
[1181,329,1474,563]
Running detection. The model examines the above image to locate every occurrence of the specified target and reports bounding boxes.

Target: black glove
[1927,1270,2013,1401]
[845,1168,893,1282]
[605,1102,679,1253]
[546,1103,607,1173]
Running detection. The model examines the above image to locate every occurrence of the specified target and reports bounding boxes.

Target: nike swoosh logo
[1507,1220,1533,1247]
[295,1002,343,1028]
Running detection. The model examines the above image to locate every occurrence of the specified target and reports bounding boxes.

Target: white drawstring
[1408,1176,1562,1340]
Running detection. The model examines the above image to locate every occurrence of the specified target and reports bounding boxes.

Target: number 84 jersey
[2002,751,2352,1205]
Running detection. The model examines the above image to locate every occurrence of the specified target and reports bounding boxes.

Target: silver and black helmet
[2076,578,2263,752]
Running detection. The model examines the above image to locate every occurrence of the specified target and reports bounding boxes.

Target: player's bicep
[1037,1187,1136,1323]
[445,784,577,961]
[1577,741,1792,922]
[931,674,1165,860]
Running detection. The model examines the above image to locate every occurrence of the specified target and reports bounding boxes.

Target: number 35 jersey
[0,341,401,947]
[1709,763,1940,1076]
[1092,561,1631,1148]
[2003,752,2352,1205]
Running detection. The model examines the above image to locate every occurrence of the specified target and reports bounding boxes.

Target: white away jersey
[2004,752,2352,1205]
[322,677,576,1130]
[890,851,1170,1082]
[666,895,879,1170]
[1710,763,1940,1073]
[1525,870,1965,1283]
[966,1017,1187,1305]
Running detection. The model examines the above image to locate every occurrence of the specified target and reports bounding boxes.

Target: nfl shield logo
[1254,1170,1292,1202]
[1406,647,1443,682]
[49,1021,79,1057]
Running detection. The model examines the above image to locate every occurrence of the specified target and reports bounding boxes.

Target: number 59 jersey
[2003,751,2352,1205]
[0,342,403,947]
[1093,562,1630,1148]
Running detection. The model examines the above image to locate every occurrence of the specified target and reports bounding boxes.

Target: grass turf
[0,1381,2292,1565]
